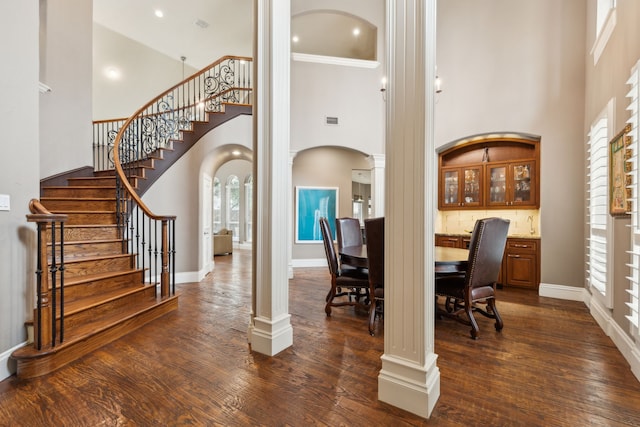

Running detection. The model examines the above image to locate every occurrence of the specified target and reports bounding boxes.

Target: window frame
[627,60,640,338]
[591,0,617,65]
[587,99,615,309]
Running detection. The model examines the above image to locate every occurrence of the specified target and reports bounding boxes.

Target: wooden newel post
[27,200,67,350]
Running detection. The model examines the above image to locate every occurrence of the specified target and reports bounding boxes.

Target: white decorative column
[249,0,293,355]
[378,0,440,418]
[368,154,386,217]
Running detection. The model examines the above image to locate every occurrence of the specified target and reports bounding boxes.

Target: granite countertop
[436,232,541,239]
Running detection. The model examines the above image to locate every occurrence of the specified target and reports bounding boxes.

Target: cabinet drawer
[506,239,538,253]
[435,235,461,248]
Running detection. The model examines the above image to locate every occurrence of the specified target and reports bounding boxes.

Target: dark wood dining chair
[336,217,363,253]
[435,217,509,339]
[364,217,384,336]
[319,217,370,316]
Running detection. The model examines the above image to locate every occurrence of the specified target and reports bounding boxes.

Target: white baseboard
[1,342,25,381]
[541,283,640,384]
[291,258,326,268]
[589,296,640,383]
[538,282,588,301]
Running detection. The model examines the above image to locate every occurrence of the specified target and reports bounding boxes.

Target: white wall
[39,0,93,178]
[0,0,40,373]
[142,115,253,278]
[584,0,640,330]
[93,23,198,120]
[436,0,587,289]
[290,0,385,155]
[292,147,371,260]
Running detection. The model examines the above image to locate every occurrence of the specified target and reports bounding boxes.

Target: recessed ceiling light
[154,9,164,18]
[353,28,360,36]
[104,66,121,80]
[292,35,299,43]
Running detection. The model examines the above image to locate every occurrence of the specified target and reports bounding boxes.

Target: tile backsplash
[436,209,540,237]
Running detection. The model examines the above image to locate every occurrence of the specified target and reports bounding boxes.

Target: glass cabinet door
[462,166,482,207]
[510,161,535,206]
[442,169,460,207]
[488,165,507,205]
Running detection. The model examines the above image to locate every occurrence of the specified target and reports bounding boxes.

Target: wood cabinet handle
[508,254,521,258]
[513,244,531,248]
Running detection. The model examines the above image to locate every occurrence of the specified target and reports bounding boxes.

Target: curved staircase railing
[112,55,253,297]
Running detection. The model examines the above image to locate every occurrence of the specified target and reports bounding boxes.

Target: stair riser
[61,286,158,331]
[60,226,121,241]
[67,177,116,187]
[42,199,117,211]
[95,168,146,179]
[63,256,135,278]
[44,226,121,242]
[61,270,144,303]
[42,187,116,198]
[49,241,124,259]
[57,212,117,225]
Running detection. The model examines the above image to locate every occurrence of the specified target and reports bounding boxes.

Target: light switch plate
[0,194,10,211]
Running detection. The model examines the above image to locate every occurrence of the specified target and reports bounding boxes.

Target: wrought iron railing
[93,56,253,171]
[26,199,67,350]
[111,55,252,296]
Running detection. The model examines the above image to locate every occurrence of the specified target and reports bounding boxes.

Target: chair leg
[488,298,503,331]
[466,304,480,340]
[368,299,376,336]
[325,279,337,316]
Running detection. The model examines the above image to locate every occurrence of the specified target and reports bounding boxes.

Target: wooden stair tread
[63,282,154,314]
[11,294,179,360]
[63,253,133,264]
[50,237,124,244]
[63,267,142,287]
[41,197,116,201]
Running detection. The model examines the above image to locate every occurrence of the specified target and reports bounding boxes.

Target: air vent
[325,116,339,125]
[194,19,209,29]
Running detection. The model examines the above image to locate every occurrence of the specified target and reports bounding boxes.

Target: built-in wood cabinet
[503,238,539,289]
[487,161,536,208]
[438,137,540,210]
[440,165,483,209]
[435,234,540,289]
[435,234,471,249]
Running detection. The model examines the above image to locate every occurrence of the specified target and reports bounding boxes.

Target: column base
[378,352,440,419]
[249,314,293,356]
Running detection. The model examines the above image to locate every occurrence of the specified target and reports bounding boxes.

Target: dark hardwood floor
[1,248,640,426]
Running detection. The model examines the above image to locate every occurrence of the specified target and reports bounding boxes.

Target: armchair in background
[214,228,233,256]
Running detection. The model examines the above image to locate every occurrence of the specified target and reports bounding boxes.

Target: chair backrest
[336,217,362,251]
[319,217,339,276]
[364,217,384,288]
[466,217,510,290]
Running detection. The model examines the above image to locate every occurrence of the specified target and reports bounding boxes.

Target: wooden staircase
[11,173,179,379]
[11,55,253,378]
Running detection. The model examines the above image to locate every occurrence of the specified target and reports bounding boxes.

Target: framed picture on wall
[295,186,339,243]
[609,123,632,216]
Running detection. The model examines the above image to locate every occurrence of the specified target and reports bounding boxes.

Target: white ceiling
[93,0,253,69]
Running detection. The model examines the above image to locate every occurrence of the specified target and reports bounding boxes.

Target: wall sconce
[435,75,443,93]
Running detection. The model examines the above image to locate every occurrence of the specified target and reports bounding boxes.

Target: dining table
[339,245,469,273]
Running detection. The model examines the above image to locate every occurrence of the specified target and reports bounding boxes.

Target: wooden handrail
[112,55,251,220]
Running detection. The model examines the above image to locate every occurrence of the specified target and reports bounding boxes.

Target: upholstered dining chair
[364,217,384,336]
[336,217,363,253]
[319,217,370,316]
[435,217,510,339]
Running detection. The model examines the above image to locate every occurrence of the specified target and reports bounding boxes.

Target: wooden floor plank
[1,248,640,426]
